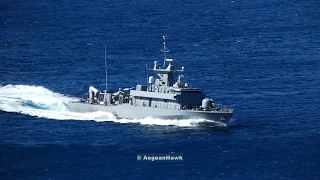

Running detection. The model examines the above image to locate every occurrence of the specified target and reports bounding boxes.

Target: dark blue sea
[1,0,319,179]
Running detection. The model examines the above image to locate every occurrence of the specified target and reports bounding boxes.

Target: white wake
[0,85,222,127]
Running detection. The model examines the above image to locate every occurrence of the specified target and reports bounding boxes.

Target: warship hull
[68,102,233,125]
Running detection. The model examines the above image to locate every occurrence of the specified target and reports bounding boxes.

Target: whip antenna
[105,45,108,93]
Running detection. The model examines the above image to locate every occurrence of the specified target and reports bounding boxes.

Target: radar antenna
[161,36,170,68]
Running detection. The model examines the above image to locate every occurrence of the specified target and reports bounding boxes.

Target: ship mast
[161,36,170,68]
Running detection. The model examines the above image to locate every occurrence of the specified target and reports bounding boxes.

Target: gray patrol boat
[68,36,234,124]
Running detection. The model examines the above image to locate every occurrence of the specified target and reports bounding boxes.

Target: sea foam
[0,84,224,127]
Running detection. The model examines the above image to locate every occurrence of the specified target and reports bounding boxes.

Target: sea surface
[0,0,319,179]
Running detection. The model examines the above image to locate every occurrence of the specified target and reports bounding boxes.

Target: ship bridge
[129,36,205,109]
[146,36,186,92]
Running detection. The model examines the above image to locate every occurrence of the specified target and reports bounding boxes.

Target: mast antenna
[105,45,108,93]
[161,36,169,68]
